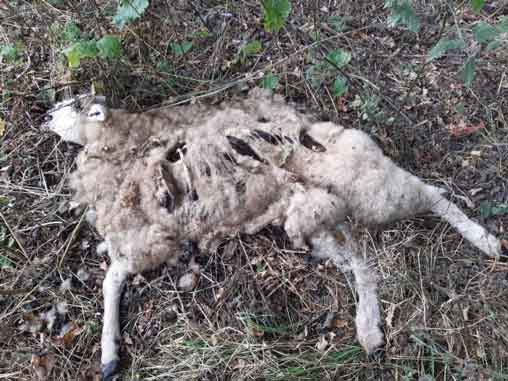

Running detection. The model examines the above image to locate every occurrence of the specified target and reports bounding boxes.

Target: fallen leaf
[334,319,348,329]
[0,118,5,136]
[57,322,84,347]
[448,120,485,137]
[31,353,56,380]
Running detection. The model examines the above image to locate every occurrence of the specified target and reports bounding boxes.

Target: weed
[170,41,193,57]
[306,49,351,97]
[114,0,150,29]
[261,72,279,90]
[64,36,122,68]
[0,45,18,63]
[384,0,420,33]
[237,40,263,64]
[262,0,292,33]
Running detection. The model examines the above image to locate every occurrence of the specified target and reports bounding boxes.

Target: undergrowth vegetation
[1,0,507,380]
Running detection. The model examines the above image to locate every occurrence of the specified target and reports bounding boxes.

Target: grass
[1,0,508,380]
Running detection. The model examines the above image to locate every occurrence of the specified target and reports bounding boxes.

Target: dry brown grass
[1,1,507,380]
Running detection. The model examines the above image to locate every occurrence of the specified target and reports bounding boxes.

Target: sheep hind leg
[310,227,384,358]
[101,261,129,380]
[425,185,501,257]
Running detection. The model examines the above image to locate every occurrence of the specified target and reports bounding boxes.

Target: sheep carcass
[44,88,501,378]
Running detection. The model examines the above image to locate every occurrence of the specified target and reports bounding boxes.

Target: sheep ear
[87,104,107,122]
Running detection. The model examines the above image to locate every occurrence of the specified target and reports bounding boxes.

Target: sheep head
[43,94,109,145]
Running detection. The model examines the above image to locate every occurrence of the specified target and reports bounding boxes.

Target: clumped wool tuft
[44,88,501,379]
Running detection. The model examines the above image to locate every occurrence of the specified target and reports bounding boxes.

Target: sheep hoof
[367,347,385,362]
[101,360,119,381]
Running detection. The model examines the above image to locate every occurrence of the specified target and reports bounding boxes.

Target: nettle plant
[385,0,508,87]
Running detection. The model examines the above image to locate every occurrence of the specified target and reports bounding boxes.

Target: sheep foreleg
[101,261,128,380]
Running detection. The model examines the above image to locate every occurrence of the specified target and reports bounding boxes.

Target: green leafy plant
[480,202,508,218]
[113,0,150,29]
[326,49,352,68]
[170,41,193,56]
[427,38,465,62]
[64,36,122,68]
[62,22,81,42]
[239,40,262,63]
[332,76,348,97]
[262,0,291,33]
[384,0,420,33]
[470,0,485,12]
[424,8,508,87]
[261,72,279,90]
[97,36,123,58]
[306,49,351,97]
[64,41,98,68]
[460,56,476,88]
[0,45,17,63]
[352,93,385,121]
[328,15,348,32]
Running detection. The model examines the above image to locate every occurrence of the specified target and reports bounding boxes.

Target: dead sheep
[44,88,502,379]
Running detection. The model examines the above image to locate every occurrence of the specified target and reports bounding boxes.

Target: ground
[1,1,508,380]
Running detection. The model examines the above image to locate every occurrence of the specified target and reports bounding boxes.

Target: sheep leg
[282,189,383,355]
[425,185,501,257]
[101,261,128,380]
[310,228,384,357]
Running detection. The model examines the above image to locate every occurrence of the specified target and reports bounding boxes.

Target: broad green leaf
[498,16,508,33]
[473,22,500,43]
[157,60,171,72]
[427,38,465,62]
[261,73,279,90]
[470,0,485,12]
[329,15,348,32]
[326,49,351,68]
[242,40,262,56]
[332,76,348,97]
[113,0,150,28]
[0,45,17,62]
[64,40,98,68]
[194,29,210,38]
[460,56,476,87]
[97,36,122,58]
[386,0,420,33]
[63,22,81,42]
[480,202,508,218]
[262,0,292,33]
[170,41,193,56]
[486,40,504,51]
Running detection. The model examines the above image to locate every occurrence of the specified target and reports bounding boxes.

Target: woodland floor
[1,1,508,380]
